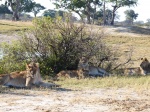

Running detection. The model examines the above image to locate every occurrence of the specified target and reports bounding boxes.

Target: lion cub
[0,62,38,88]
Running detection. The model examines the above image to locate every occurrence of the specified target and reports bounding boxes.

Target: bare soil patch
[0,87,150,112]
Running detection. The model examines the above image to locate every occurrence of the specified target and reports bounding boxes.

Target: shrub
[0,17,120,76]
[0,41,26,74]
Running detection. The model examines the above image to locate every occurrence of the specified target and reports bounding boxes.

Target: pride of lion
[0,57,149,88]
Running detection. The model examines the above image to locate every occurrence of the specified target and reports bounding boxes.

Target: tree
[134,21,144,26]
[4,0,34,21]
[146,19,150,24]
[0,4,12,14]
[93,9,113,25]
[43,9,65,18]
[0,4,12,19]
[145,19,150,28]
[31,2,45,17]
[109,0,137,25]
[124,9,138,25]
[53,0,102,24]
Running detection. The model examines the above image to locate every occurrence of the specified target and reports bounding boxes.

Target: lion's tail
[0,74,10,85]
[36,81,60,88]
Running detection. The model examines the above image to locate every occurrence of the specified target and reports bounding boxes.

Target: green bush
[0,17,114,76]
[0,41,26,74]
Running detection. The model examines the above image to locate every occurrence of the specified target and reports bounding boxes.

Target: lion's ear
[145,58,148,61]
[26,63,29,69]
[35,63,39,67]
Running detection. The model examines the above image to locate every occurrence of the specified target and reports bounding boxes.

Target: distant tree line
[53,0,138,25]
[0,0,140,25]
[0,0,45,20]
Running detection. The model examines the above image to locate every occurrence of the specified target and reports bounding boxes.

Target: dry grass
[0,20,33,33]
[55,76,150,90]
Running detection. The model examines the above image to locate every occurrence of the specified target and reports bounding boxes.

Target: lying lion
[56,69,85,79]
[124,67,145,76]
[140,58,150,75]
[0,62,58,88]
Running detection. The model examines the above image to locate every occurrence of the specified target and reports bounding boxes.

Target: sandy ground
[0,87,150,112]
[0,34,19,43]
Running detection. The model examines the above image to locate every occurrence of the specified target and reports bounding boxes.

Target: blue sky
[35,0,150,22]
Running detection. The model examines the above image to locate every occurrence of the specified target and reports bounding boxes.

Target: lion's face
[26,62,39,77]
[78,57,89,71]
[25,62,40,86]
[140,58,150,75]
[140,58,150,69]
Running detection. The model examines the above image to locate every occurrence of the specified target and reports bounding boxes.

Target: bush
[0,17,117,76]
[0,41,26,74]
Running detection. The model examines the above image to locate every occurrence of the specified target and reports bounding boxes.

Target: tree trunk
[11,0,20,21]
[103,0,106,25]
[110,7,116,25]
[34,13,36,18]
[12,11,19,21]
[87,14,91,24]
[85,2,91,24]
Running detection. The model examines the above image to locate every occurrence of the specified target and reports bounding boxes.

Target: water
[0,48,3,59]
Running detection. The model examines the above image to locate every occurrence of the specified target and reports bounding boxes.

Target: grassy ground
[55,76,150,90]
[1,20,150,90]
[0,20,33,33]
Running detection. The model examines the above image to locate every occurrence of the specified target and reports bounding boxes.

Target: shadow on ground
[0,86,72,96]
[114,25,150,35]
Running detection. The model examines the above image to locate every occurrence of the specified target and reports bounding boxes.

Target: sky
[1,0,149,22]
[34,0,150,23]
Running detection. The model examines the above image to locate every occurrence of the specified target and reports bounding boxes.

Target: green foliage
[93,9,113,25]
[0,17,113,76]
[124,9,138,24]
[109,0,137,7]
[124,9,138,20]
[0,41,27,74]
[31,2,45,17]
[43,9,65,18]
[5,0,34,12]
[53,0,102,24]
[0,4,12,14]
[109,0,138,25]
[19,16,111,76]
[4,0,45,20]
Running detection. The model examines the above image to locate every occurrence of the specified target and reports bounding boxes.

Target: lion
[0,63,36,88]
[140,58,150,75]
[78,57,109,77]
[0,62,58,88]
[56,69,85,79]
[124,67,145,76]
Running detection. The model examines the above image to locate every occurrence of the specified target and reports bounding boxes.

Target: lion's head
[140,58,150,75]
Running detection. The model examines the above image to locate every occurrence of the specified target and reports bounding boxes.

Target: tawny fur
[124,67,145,76]
[78,57,109,77]
[0,62,58,88]
[57,69,85,79]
